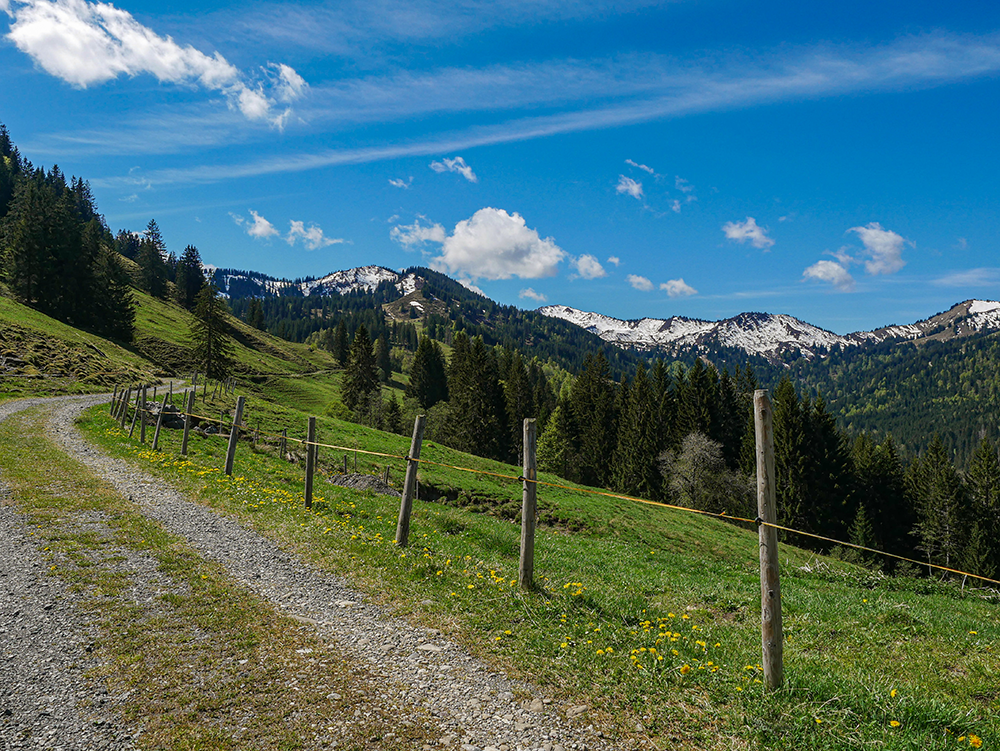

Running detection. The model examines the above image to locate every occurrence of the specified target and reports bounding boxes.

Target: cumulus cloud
[607,255,621,267]
[431,207,565,280]
[803,260,855,291]
[519,287,547,303]
[429,156,477,182]
[390,218,446,248]
[626,274,654,291]
[616,175,643,200]
[286,220,343,250]
[388,176,413,189]
[625,158,656,175]
[571,254,606,279]
[238,209,279,240]
[722,216,774,250]
[4,0,306,126]
[848,222,907,275]
[660,279,697,297]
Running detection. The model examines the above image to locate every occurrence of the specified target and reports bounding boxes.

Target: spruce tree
[342,324,380,412]
[92,244,136,342]
[190,286,234,379]
[138,219,167,298]
[611,363,661,499]
[908,435,968,571]
[406,336,448,409]
[504,351,534,462]
[570,353,616,486]
[334,319,349,367]
[375,335,392,384]
[966,437,1000,575]
[537,395,578,480]
[175,244,205,309]
[246,298,265,330]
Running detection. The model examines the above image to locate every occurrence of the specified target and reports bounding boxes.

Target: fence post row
[754,389,784,691]
[224,396,245,476]
[395,415,426,547]
[119,388,131,428]
[304,416,317,509]
[181,390,196,456]
[151,391,169,451]
[519,418,538,590]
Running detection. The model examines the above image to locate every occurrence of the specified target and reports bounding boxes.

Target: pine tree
[537,395,578,480]
[246,298,265,330]
[908,435,968,571]
[175,244,206,309]
[137,219,167,298]
[570,353,616,487]
[342,324,380,412]
[190,286,234,378]
[406,336,448,408]
[446,334,507,460]
[966,437,1000,576]
[384,392,403,434]
[504,351,534,462]
[334,319,349,367]
[375,335,392,384]
[611,362,661,498]
[92,244,136,342]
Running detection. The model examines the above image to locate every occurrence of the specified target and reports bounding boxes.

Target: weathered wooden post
[181,390,196,456]
[128,394,140,438]
[519,418,538,589]
[395,415,426,547]
[119,388,131,428]
[110,385,119,415]
[754,389,784,690]
[225,396,245,476]
[304,417,316,509]
[280,429,287,459]
[140,386,148,443]
[343,454,348,474]
[151,392,169,451]
[152,385,157,402]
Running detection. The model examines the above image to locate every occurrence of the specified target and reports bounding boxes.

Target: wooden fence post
[128,393,140,438]
[119,388,131,428]
[152,386,157,402]
[519,418,538,589]
[754,389,784,691]
[152,392,169,451]
[395,415,426,547]
[140,387,147,443]
[110,385,119,414]
[225,396,245,476]
[181,390,196,456]
[280,429,287,459]
[304,417,316,509]
[343,454,348,474]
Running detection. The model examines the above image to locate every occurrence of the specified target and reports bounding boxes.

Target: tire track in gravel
[0,394,139,751]
[44,397,623,751]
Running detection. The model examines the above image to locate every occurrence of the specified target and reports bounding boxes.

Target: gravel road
[1,395,626,751]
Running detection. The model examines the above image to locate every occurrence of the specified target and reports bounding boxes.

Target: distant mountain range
[539,300,1000,364]
[205,263,1000,367]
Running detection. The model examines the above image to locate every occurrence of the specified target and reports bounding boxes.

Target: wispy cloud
[429,156,477,182]
[660,279,696,297]
[626,274,654,291]
[88,30,1000,184]
[4,0,307,128]
[286,220,344,250]
[723,217,774,250]
[626,158,656,175]
[390,217,446,248]
[389,176,413,189]
[519,287,547,303]
[803,260,855,291]
[607,255,621,267]
[616,175,643,200]
[933,268,1000,287]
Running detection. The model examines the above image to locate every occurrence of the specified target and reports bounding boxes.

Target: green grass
[0,407,430,750]
[78,403,998,750]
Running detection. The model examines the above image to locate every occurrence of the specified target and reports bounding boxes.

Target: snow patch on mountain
[301,266,398,296]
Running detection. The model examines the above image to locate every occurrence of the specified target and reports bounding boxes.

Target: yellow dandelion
[891,689,897,698]
[889,721,900,728]
[679,664,691,675]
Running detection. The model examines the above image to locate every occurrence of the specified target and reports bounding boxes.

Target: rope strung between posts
[116,395,1000,588]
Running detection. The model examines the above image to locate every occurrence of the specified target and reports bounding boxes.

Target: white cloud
[431,207,565,280]
[616,175,643,200]
[723,216,774,250]
[625,158,655,175]
[245,209,279,239]
[286,220,343,250]
[675,176,694,194]
[607,255,621,267]
[933,267,1000,287]
[626,274,654,291]
[670,199,682,213]
[388,176,412,189]
[519,288,547,303]
[803,260,855,291]
[390,218,446,248]
[848,222,907,275]
[571,254,606,279]
[660,279,697,297]
[5,0,305,125]
[429,156,477,182]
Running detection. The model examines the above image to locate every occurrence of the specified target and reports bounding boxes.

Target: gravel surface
[0,395,139,751]
[3,395,627,751]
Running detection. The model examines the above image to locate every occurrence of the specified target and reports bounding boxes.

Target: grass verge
[77,404,998,750]
[0,406,431,750]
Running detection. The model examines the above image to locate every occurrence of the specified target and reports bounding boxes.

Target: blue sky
[2,0,999,334]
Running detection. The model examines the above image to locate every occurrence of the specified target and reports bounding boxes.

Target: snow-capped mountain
[539,300,1000,363]
[207,265,408,298]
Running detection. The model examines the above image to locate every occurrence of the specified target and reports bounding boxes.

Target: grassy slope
[4,288,996,748]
